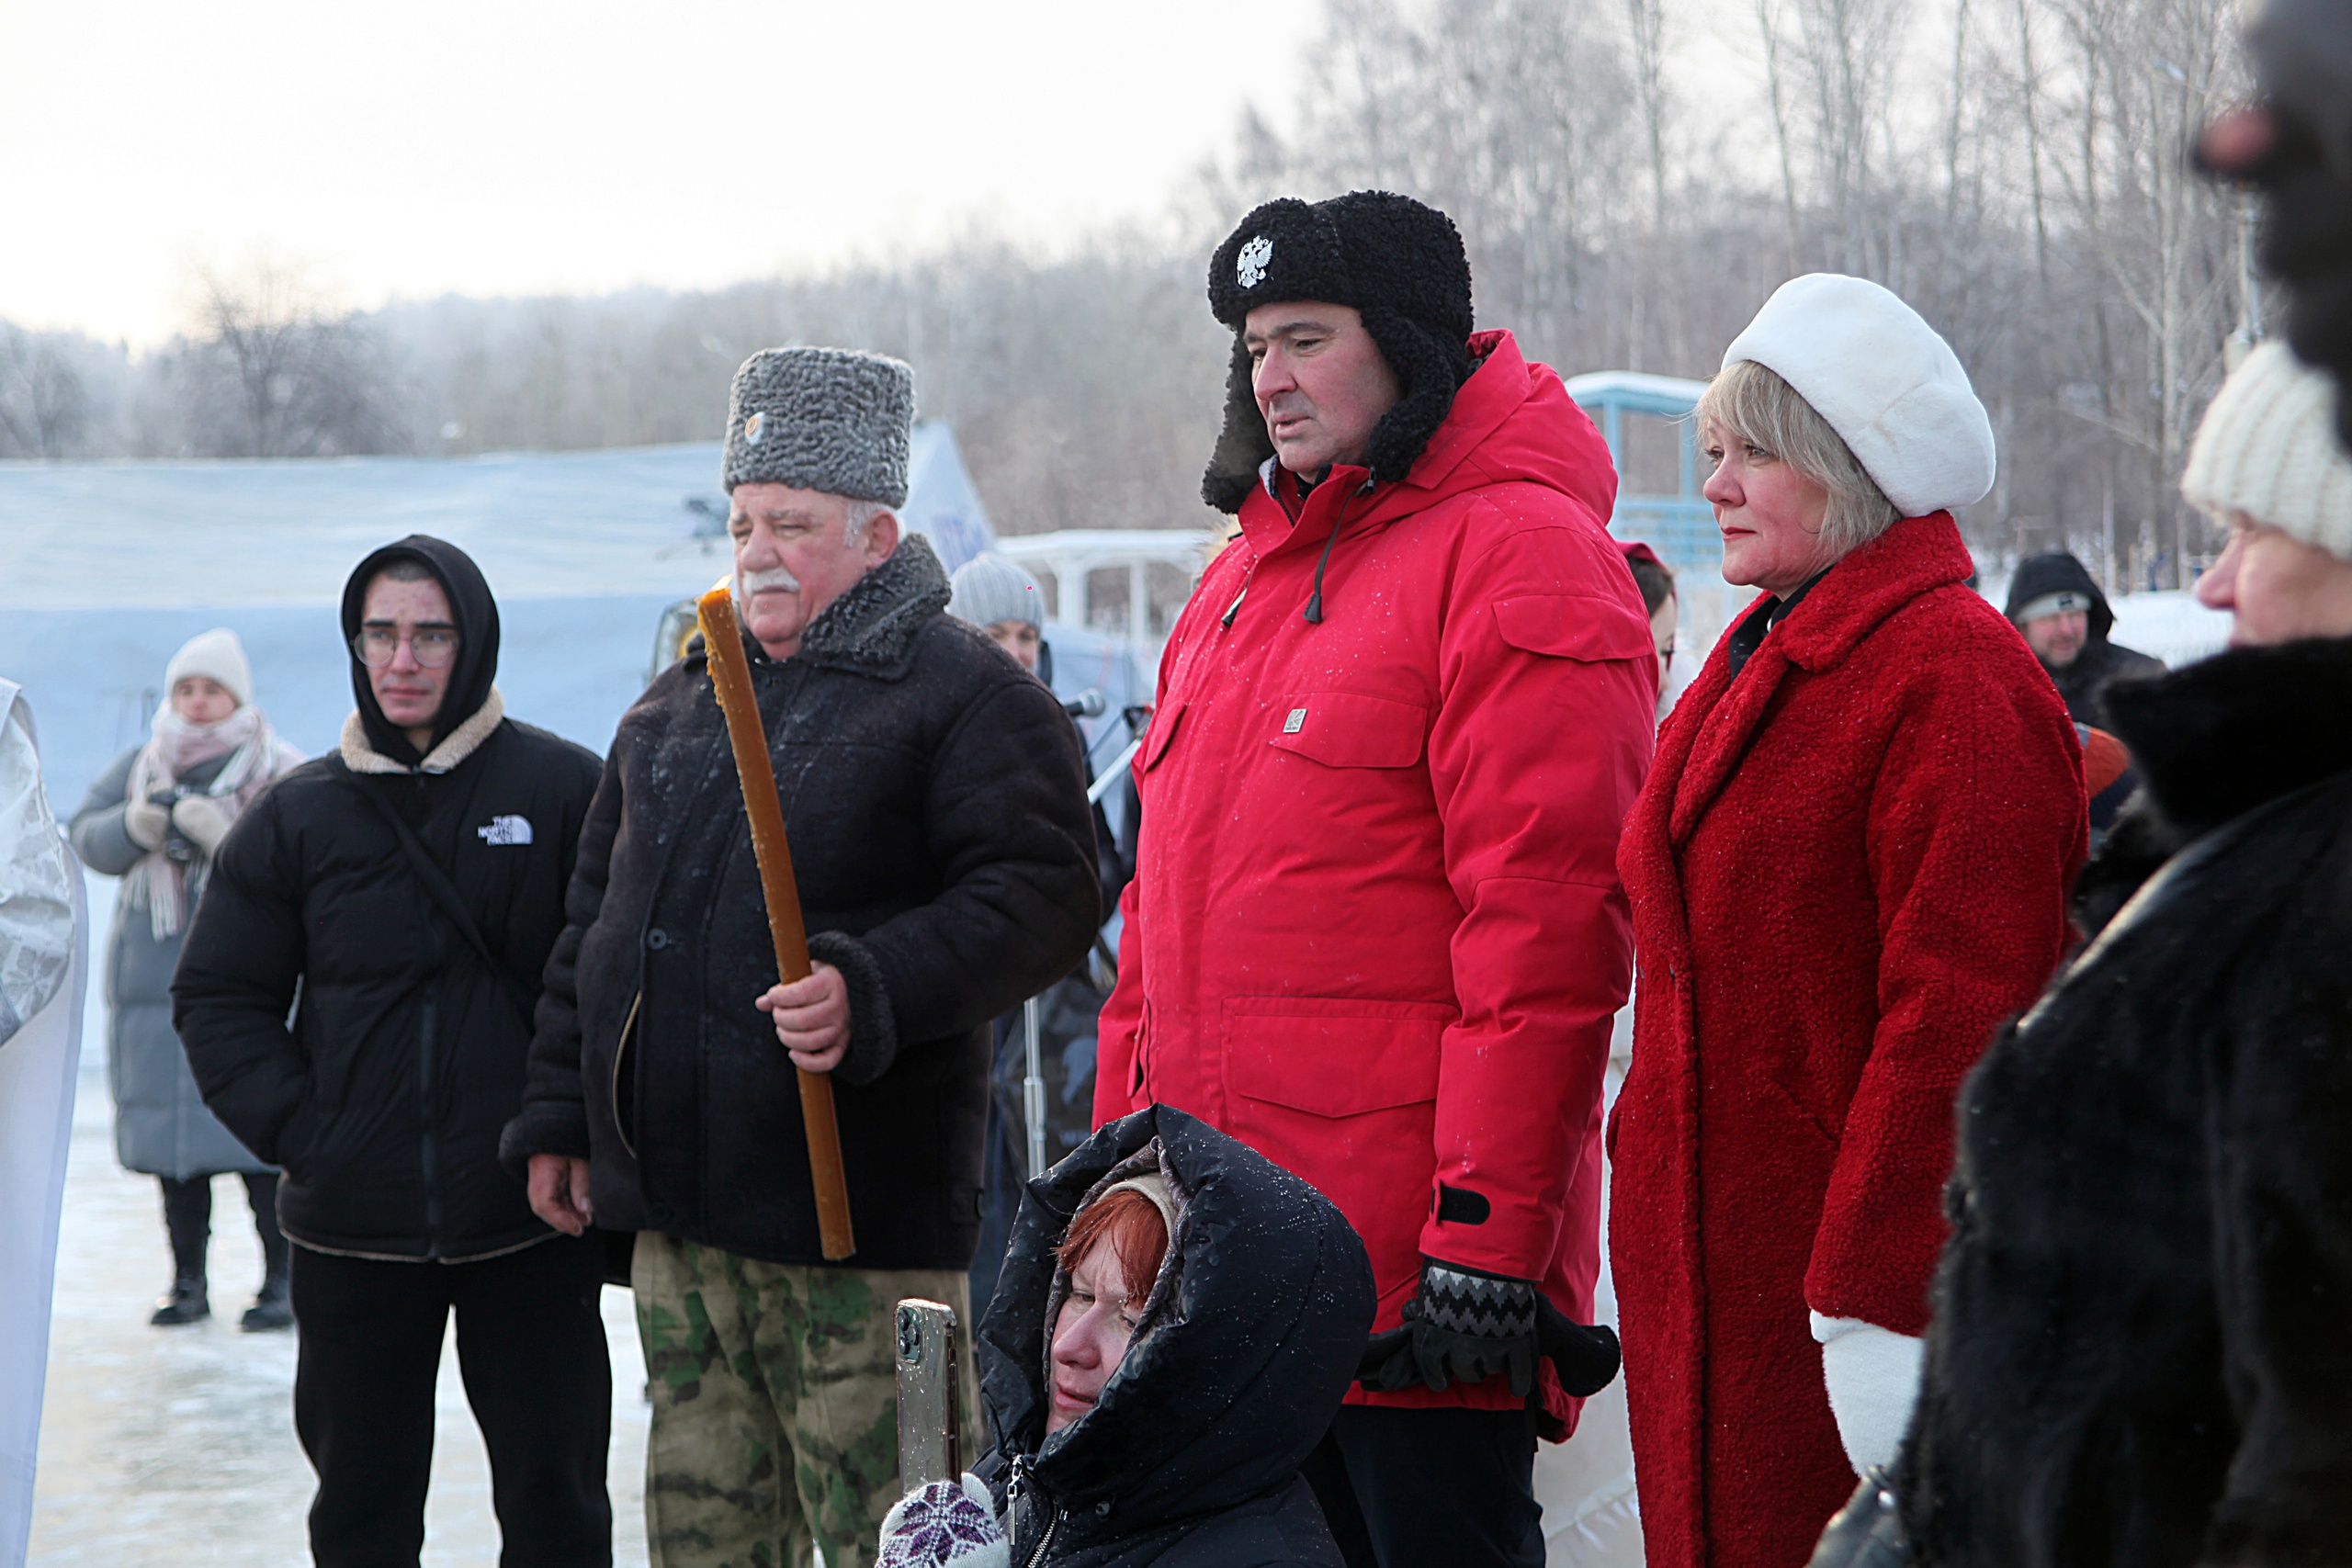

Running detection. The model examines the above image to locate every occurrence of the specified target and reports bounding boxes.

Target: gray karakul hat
[723,346,915,505]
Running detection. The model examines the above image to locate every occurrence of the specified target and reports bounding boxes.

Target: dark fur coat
[1901,634,2352,1565]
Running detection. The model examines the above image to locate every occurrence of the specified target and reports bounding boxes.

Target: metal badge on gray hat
[723,346,915,505]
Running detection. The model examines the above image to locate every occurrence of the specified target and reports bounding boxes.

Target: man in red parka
[1093,190,1657,1568]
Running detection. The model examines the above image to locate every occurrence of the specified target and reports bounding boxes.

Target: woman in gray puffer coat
[68,629,305,1329]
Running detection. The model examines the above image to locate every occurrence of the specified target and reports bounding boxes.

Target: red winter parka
[1608,513,2086,1568]
[1095,330,1658,1430]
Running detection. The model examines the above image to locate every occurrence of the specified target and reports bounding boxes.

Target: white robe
[0,682,85,1568]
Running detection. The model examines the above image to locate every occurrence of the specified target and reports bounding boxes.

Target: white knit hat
[1722,274,1997,518]
[164,627,252,708]
[2181,341,2352,564]
[948,552,1045,632]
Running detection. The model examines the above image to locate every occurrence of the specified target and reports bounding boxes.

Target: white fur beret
[2181,341,2352,564]
[1723,274,1996,519]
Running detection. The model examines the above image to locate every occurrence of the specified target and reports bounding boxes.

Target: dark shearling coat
[502,537,1100,1270]
[1900,634,2352,1566]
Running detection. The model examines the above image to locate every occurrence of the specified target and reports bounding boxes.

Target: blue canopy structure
[1564,370,1716,577]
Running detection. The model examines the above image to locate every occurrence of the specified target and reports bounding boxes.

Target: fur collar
[790,534,951,676]
[2104,636,2352,840]
[340,688,504,775]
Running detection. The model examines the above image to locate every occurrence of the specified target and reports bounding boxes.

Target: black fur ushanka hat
[1202,190,1476,513]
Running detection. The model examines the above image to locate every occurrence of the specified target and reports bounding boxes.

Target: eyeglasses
[352,627,459,670]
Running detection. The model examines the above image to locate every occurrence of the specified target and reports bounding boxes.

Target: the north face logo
[477,815,533,846]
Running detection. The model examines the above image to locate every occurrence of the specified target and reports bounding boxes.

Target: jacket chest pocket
[1267,691,1428,769]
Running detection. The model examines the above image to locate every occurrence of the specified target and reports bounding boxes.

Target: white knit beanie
[948,552,1045,632]
[164,627,253,708]
[2181,341,2352,564]
[1722,274,1997,518]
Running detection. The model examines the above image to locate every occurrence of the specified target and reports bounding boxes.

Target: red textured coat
[1095,331,1658,1429]
[1609,514,2085,1568]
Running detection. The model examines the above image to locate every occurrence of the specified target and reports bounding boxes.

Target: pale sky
[0,0,1324,347]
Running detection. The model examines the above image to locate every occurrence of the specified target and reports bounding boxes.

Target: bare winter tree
[4,0,2256,586]
[0,326,92,459]
[168,261,401,458]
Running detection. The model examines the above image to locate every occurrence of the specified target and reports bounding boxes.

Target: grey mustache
[737,567,801,596]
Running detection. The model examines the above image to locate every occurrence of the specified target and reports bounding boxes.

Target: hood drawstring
[1303,478,1376,626]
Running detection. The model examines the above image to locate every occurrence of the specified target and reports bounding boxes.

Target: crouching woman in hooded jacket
[876,1105,1374,1568]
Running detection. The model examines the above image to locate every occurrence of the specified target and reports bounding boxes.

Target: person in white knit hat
[1611,274,2088,1568]
[2182,339,2352,639]
[66,627,306,1331]
[1821,342,2352,1565]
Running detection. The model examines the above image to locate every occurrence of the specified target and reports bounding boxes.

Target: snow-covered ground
[27,875,653,1567]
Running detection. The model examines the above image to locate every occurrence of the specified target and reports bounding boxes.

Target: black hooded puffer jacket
[977,1104,1374,1568]
[2004,552,2167,724]
[173,536,603,1259]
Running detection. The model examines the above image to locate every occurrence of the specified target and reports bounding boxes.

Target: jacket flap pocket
[1268,691,1427,769]
[1226,996,1450,1117]
[1494,595,1657,662]
[1140,702,1185,772]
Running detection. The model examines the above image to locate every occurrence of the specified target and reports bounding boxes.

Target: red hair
[1055,1188,1170,1303]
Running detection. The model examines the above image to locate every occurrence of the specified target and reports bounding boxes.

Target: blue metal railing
[1608,498,1721,579]
[1566,371,1723,581]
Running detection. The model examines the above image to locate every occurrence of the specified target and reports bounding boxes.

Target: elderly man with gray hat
[504,347,1101,1568]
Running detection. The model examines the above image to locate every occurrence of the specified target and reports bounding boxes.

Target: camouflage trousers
[632,1233,976,1568]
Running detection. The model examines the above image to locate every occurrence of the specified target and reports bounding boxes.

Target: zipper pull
[1221,584,1248,628]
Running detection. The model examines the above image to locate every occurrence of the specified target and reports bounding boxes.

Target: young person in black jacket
[173,536,610,1568]
[1822,343,2352,1566]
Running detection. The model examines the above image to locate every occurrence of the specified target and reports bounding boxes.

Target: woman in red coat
[1607,275,2086,1568]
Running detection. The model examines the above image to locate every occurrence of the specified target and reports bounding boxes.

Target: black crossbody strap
[339,767,539,1030]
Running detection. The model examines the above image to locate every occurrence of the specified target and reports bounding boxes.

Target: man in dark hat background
[503,347,1100,1568]
[174,536,612,1567]
[1093,191,1653,1568]
[2004,550,2165,725]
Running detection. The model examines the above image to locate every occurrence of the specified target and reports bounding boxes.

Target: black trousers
[1301,1405,1544,1568]
[160,1170,288,1283]
[289,1235,614,1568]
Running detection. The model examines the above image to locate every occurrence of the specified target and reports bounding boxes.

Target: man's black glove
[1356,1259,1621,1400]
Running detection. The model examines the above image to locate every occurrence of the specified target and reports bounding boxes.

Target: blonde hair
[1697,360,1901,560]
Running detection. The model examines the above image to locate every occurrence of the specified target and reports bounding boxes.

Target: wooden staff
[698,585,856,1260]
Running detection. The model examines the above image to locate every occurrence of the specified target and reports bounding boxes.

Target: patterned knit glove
[877,1476,1008,1568]
[1358,1259,1622,1400]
